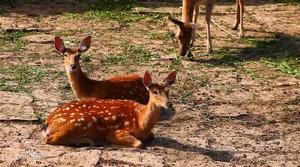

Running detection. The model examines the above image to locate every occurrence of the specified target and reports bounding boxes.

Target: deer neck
[137,97,161,134]
[182,0,196,22]
[66,64,93,98]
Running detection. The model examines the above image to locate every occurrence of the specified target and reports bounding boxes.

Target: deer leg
[239,0,245,38]
[206,0,214,54]
[233,0,240,30]
[106,130,143,148]
[191,0,201,47]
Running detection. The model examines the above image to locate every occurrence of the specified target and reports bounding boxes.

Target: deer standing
[54,36,149,104]
[43,71,176,147]
[169,0,244,56]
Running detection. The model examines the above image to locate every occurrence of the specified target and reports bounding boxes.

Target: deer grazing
[54,36,149,104]
[42,71,176,147]
[169,0,244,56]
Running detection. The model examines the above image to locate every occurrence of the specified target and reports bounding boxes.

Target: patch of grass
[241,68,263,81]
[101,43,157,65]
[239,35,299,77]
[0,66,46,93]
[262,58,300,78]
[102,53,128,64]
[81,54,93,63]
[210,47,240,66]
[1,30,26,52]
[35,111,46,124]
[62,0,168,25]
[168,56,181,70]
[138,29,158,40]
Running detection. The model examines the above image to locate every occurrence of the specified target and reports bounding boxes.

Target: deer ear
[164,71,177,87]
[79,36,91,52]
[168,17,184,29]
[54,36,66,53]
[143,71,152,89]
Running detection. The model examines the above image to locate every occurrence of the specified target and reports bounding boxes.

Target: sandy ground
[0,1,299,166]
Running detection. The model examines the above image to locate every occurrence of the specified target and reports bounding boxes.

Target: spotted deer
[54,36,149,104]
[169,0,244,56]
[42,71,176,147]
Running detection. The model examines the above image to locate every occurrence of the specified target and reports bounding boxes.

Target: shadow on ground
[190,32,300,67]
[147,136,234,162]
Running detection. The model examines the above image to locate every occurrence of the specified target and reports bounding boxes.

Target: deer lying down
[55,36,149,104]
[43,71,176,148]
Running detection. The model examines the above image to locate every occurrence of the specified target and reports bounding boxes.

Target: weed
[1,30,26,52]
[81,54,93,63]
[262,58,300,78]
[0,66,46,93]
[169,56,181,70]
[101,43,157,65]
[241,68,263,81]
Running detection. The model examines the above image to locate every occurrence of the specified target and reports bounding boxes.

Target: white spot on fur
[87,122,93,128]
[82,104,86,108]
[104,117,109,121]
[75,108,79,111]
[66,107,70,111]
[112,115,116,121]
[124,121,130,126]
[92,117,98,123]
[70,119,75,123]
[70,105,74,107]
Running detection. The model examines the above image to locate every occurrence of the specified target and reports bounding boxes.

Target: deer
[169,0,244,56]
[42,71,176,148]
[54,36,149,104]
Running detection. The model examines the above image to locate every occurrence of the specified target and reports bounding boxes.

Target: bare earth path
[0,1,299,166]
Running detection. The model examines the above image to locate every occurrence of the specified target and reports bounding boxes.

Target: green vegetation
[62,0,168,25]
[101,43,158,65]
[207,35,299,78]
[0,66,46,93]
[1,30,27,52]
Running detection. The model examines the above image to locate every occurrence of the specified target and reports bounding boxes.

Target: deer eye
[63,53,68,57]
[153,90,159,95]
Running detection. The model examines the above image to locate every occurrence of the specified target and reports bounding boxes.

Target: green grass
[208,35,299,77]
[239,35,299,77]
[62,0,168,25]
[101,43,158,65]
[0,66,46,93]
[241,68,263,81]
[262,58,300,77]
[1,30,27,52]
[81,54,93,63]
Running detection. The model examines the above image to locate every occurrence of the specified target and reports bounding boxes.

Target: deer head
[54,36,91,73]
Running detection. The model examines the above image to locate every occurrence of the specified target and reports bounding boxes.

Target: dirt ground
[0,1,299,166]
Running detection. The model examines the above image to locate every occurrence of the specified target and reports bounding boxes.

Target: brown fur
[43,71,176,148]
[169,0,245,56]
[54,36,149,104]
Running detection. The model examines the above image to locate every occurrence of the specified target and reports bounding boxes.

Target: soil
[0,1,299,166]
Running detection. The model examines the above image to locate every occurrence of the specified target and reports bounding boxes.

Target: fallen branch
[3,28,53,33]
[132,10,236,16]
[211,20,239,39]
[0,118,40,124]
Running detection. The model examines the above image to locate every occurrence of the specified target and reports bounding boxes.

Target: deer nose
[70,64,77,70]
